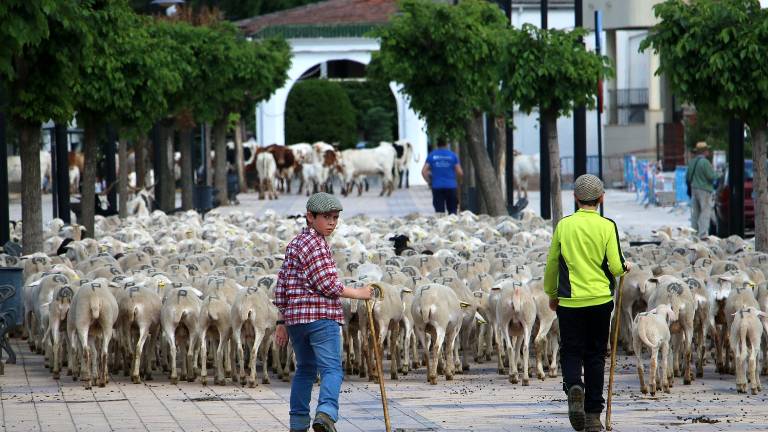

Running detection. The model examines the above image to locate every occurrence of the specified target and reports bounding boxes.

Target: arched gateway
[237,0,429,186]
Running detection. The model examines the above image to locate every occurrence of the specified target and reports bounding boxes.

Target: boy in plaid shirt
[275,193,373,432]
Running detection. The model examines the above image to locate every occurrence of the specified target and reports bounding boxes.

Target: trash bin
[0,267,23,373]
[194,185,214,213]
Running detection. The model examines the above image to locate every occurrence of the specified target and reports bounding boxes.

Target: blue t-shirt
[426,148,460,189]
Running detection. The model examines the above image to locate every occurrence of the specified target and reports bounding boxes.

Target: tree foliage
[285,79,357,148]
[508,25,611,117]
[641,0,768,250]
[340,81,397,144]
[370,0,510,142]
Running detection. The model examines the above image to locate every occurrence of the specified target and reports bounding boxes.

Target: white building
[239,0,674,185]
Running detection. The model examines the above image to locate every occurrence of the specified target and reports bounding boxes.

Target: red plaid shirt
[274,227,344,325]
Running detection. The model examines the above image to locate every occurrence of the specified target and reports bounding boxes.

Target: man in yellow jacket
[544,174,632,432]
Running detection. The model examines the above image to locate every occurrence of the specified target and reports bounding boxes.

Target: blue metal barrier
[0,267,23,373]
[675,165,689,204]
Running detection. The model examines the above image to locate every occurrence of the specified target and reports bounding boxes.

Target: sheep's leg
[749,344,760,395]
[521,326,532,386]
[132,325,149,384]
[261,330,272,385]
[233,327,247,386]
[427,326,440,385]
[548,333,560,378]
[495,324,506,375]
[661,342,671,393]
[200,328,209,385]
[215,329,227,385]
[99,328,113,387]
[683,326,693,385]
[78,329,92,389]
[649,346,659,397]
[249,330,263,388]
[51,320,61,379]
[444,327,457,381]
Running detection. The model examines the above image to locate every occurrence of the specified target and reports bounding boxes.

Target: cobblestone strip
[198,384,257,432]
[104,381,150,432]
[144,382,195,432]
[18,344,44,432]
[172,383,223,432]
[54,374,82,431]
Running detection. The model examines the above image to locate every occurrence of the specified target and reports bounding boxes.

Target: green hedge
[285,79,357,148]
[340,81,397,146]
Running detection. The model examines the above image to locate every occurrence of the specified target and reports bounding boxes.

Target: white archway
[255,37,428,186]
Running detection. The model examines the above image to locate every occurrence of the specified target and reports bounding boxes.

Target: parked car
[713,159,754,236]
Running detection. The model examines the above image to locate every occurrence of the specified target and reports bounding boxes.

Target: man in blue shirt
[422,140,463,214]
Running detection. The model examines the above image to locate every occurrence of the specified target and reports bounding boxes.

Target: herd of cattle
[7,140,418,201]
[4,210,766,397]
[8,140,544,203]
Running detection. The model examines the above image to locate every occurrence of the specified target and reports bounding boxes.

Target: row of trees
[0,1,291,254]
[641,0,768,250]
[370,0,611,221]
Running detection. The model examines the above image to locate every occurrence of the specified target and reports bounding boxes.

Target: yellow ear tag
[158,281,166,289]
[459,301,471,308]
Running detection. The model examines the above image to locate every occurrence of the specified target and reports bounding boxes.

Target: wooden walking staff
[605,275,625,431]
[365,283,392,432]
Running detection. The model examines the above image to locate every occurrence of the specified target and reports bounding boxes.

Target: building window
[608,88,648,125]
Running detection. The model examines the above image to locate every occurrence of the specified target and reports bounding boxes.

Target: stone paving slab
[10,186,689,239]
[3,339,767,432]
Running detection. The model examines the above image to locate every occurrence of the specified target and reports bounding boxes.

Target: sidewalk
[2,339,765,432]
[10,186,690,238]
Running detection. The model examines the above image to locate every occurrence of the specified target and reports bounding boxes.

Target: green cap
[306,192,343,213]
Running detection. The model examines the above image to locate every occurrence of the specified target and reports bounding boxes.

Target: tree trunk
[180,127,194,211]
[118,138,128,218]
[752,126,768,251]
[494,115,507,202]
[458,139,473,212]
[165,126,175,210]
[544,110,563,228]
[465,113,507,216]
[204,123,212,186]
[212,117,228,206]
[135,136,146,189]
[81,117,99,237]
[18,120,43,253]
[235,119,246,192]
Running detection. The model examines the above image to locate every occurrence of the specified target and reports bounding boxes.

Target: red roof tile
[237,0,398,35]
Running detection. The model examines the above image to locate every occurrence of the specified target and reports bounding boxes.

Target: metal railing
[608,88,648,125]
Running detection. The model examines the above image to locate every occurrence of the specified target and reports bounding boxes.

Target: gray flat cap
[574,174,604,202]
[306,192,343,213]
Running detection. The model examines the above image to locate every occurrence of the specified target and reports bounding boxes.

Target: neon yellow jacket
[543,209,626,308]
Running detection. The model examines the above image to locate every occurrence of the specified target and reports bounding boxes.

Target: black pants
[432,188,458,214]
[556,301,614,414]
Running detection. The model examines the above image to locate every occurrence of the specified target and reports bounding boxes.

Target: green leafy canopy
[509,24,612,117]
[640,0,768,127]
[370,0,510,141]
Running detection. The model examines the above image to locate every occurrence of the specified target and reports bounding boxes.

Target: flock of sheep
[3,209,767,400]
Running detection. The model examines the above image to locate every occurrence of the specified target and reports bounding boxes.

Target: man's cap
[574,174,604,202]
[694,141,710,153]
[306,192,343,213]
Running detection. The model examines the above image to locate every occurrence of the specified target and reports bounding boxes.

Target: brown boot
[585,412,604,432]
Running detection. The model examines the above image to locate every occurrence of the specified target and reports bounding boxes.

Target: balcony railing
[608,88,648,125]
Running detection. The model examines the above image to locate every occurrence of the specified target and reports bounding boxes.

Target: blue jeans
[286,319,343,430]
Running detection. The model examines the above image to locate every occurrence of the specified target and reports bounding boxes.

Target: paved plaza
[3,185,733,432]
[2,338,767,432]
[10,185,691,239]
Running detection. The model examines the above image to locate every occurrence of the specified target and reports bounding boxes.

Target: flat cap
[306,192,343,213]
[574,174,604,202]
